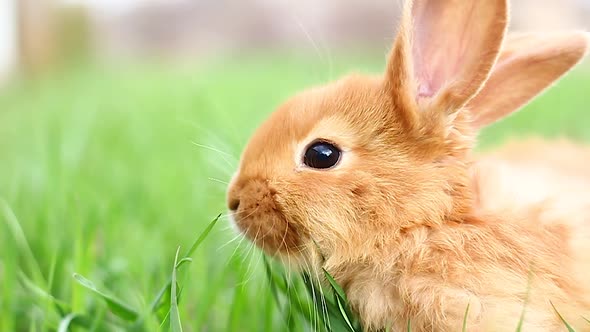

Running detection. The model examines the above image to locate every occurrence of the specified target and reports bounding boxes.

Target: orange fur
[227,0,590,330]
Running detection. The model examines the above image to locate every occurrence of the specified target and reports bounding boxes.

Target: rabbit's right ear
[467,32,590,128]
[386,0,508,128]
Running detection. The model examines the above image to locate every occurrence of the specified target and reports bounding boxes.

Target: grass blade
[334,296,356,332]
[1,200,46,284]
[302,273,331,331]
[323,269,347,302]
[148,215,220,315]
[184,214,220,258]
[462,302,470,332]
[148,284,171,315]
[550,301,575,332]
[18,270,71,315]
[72,273,139,321]
[516,267,534,331]
[175,258,193,269]
[263,256,284,313]
[57,313,81,332]
[263,256,299,330]
[159,311,170,331]
[302,272,359,332]
[170,247,183,332]
[265,262,318,327]
[324,269,359,332]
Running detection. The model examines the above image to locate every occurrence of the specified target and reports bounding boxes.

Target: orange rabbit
[227,0,590,330]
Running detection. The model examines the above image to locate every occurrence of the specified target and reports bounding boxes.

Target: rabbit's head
[227,0,589,271]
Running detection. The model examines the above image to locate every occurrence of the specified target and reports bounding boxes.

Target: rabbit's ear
[386,0,508,125]
[467,32,590,128]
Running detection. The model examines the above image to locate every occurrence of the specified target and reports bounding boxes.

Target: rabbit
[474,138,590,214]
[226,0,590,330]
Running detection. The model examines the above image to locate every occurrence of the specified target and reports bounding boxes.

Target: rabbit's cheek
[232,179,301,255]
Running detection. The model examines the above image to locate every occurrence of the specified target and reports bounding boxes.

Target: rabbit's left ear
[386,0,508,125]
[467,32,590,128]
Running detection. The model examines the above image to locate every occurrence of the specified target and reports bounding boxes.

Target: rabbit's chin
[228,211,322,273]
[229,207,302,258]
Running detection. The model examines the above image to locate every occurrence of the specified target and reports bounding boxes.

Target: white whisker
[217,232,245,251]
[191,141,236,159]
[287,7,334,81]
[208,177,229,185]
[191,141,236,171]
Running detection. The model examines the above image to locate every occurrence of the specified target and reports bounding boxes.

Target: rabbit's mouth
[232,210,300,255]
[228,178,302,256]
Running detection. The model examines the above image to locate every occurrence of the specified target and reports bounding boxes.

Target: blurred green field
[0,55,588,331]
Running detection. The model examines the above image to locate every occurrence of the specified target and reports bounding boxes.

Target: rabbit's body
[300,138,590,331]
[227,0,590,330]
[475,140,590,217]
[468,141,590,330]
[330,143,590,331]
[479,139,590,181]
[329,209,588,331]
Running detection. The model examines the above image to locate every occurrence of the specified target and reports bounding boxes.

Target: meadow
[0,54,589,331]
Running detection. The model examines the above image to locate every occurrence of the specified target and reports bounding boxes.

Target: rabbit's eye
[303,141,341,169]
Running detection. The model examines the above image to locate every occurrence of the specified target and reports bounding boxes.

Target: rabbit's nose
[226,174,242,211]
[228,197,240,211]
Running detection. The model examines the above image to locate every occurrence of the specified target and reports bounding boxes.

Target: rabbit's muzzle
[227,178,300,255]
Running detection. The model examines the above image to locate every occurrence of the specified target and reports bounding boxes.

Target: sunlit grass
[0,55,588,331]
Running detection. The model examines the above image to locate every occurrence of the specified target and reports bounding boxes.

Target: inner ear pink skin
[417,81,434,98]
[412,1,476,99]
[408,1,507,109]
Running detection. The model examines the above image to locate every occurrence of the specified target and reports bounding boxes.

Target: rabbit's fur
[227,0,590,330]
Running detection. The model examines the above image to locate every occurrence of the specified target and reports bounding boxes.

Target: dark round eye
[303,141,342,169]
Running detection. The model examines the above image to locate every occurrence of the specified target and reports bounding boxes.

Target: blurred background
[2,0,590,79]
[1,1,589,331]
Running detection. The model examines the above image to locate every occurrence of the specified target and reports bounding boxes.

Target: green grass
[0,54,588,331]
